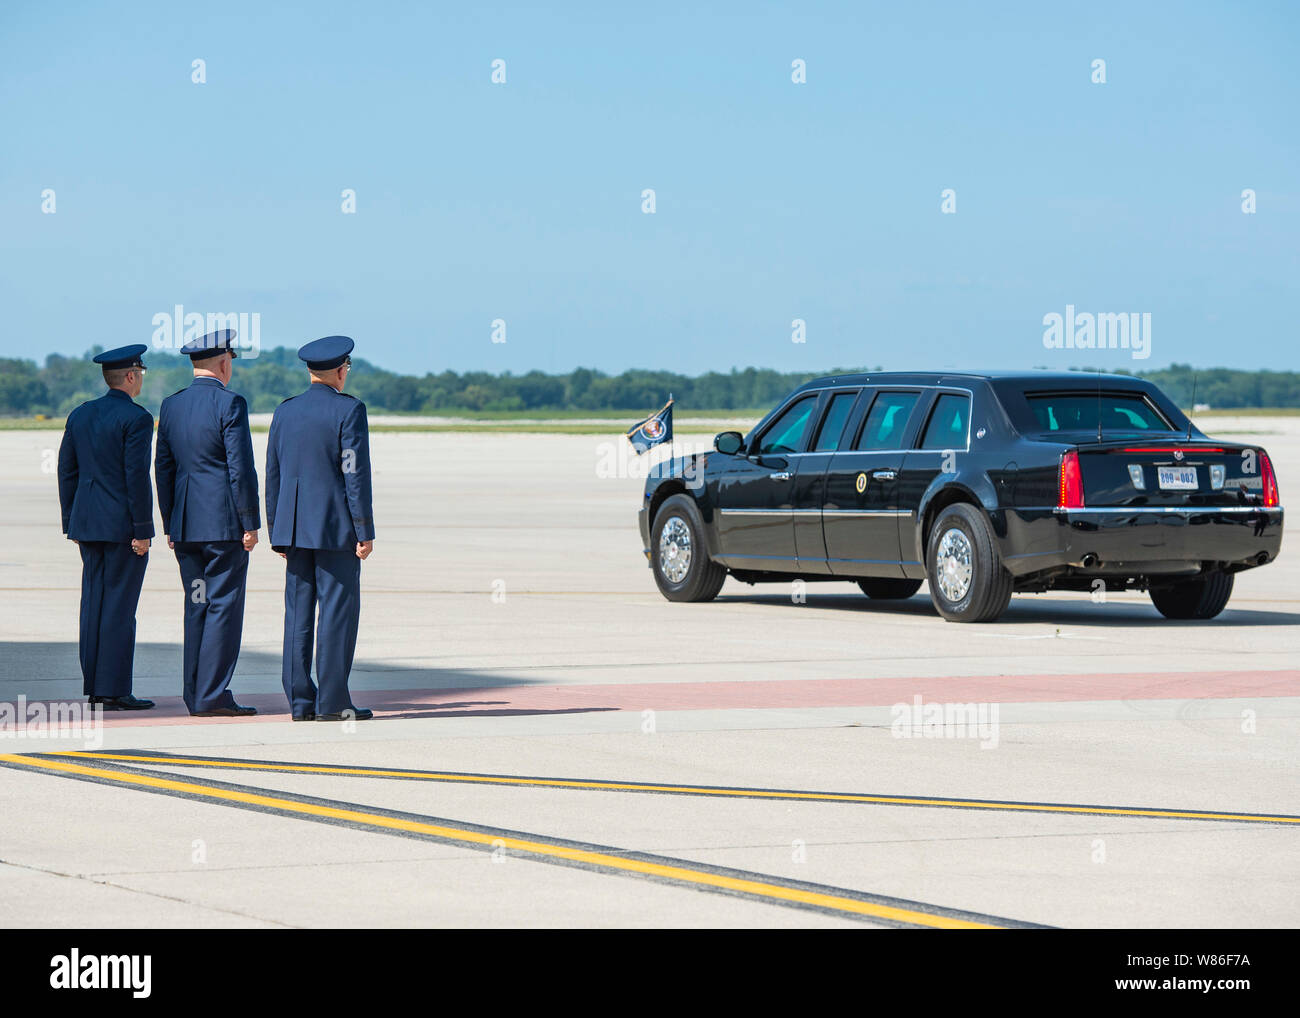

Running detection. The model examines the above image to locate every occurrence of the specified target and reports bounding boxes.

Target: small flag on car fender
[626,398,673,454]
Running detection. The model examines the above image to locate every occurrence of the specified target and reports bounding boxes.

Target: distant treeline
[1125,364,1300,410]
[1,348,1297,416]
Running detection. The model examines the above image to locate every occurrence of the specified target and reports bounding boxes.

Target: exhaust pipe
[1081,553,1100,568]
[1256,551,1270,565]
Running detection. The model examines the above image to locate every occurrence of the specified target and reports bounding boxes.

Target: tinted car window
[758,395,817,455]
[920,393,970,449]
[812,392,858,452]
[855,392,918,450]
[1026,392,1173,433]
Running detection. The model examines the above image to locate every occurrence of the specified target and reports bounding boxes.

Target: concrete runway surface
[1,418,1297,928]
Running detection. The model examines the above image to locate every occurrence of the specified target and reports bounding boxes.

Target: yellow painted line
[48,751,1300,825]
[0,753,997,928]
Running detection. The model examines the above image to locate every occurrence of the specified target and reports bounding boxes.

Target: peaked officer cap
[298,335,354,371]
[180,329,239,360]
[92,344,148,370]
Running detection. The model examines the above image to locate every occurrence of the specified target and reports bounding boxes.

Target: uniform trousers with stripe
[281,547,361,717]
[77,541,147,697]
[173,540,249,713]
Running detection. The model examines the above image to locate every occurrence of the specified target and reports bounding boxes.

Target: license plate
[1158,466,1198,490]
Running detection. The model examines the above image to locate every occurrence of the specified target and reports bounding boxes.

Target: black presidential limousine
[636,372,1283,622]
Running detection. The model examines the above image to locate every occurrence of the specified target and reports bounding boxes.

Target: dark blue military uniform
[57,346,155,703]
[266,336,375,720]
[155,330,260,715]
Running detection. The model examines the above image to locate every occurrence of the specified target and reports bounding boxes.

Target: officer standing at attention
[57,345,156,710]
[155,329,260,717]
[266,336,375,722]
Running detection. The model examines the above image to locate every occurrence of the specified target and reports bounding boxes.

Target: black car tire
[651,494,727,602]
[925,503,1013,623]
[858,578,923,600]
[1149,572,1234,619]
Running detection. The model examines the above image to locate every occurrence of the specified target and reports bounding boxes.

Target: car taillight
[1260,451,1279,508]
[1058,450,1084,508]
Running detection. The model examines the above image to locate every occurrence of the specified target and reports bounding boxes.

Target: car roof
[795,370,1153,392]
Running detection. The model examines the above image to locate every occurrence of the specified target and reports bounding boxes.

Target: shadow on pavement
[715,592,1299,627]
[0,643,595,723]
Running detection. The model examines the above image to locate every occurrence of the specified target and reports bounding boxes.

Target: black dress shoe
[192,704,258,717]
[316,707,374,722]
[90,694,155,711]
[291,713,316,722]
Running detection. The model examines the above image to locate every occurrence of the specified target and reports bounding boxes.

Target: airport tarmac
[1,419,1297,928]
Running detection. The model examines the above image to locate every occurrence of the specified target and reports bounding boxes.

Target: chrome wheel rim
[935,527,973,602]
[659,516,692,584]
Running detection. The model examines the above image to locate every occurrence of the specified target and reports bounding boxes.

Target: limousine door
[714,392,820,572]
[896,389,973,575]
[792,388,866,574]
[821,389,923,578]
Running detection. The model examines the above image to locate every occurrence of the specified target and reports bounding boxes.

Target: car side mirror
[714,431,744,455]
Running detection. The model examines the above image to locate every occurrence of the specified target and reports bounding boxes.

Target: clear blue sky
[1,1,1296,376]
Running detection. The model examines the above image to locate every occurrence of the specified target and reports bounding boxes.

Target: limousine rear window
[919,393,970,449]
[1025,392,1174,433]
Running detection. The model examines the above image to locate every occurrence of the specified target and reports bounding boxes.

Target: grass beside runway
[3,407,1298,431]
[0,751,1033,929]
[0,422,738,435]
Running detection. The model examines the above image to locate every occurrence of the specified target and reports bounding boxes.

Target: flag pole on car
[626,395,674,455]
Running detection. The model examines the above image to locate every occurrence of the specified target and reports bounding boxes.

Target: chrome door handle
[872,469,896,480]
[769,471,792,481]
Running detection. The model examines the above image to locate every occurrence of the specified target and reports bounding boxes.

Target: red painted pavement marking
[4,670,1297,727]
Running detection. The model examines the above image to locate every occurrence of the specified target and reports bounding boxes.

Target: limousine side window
[757,395,818,455]
[811,391,859,452]
[854,391,919,450]
[919,392,971,449]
